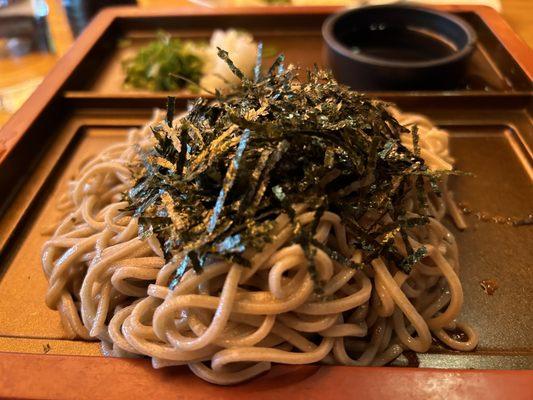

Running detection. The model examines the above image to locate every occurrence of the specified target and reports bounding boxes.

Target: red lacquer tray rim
[0,351,532,399]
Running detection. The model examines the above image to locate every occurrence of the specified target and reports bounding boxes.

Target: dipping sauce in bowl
[323,5,477,91]
[347,25,457,62]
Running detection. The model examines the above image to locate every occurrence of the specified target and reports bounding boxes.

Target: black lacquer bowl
[322,5,477,90]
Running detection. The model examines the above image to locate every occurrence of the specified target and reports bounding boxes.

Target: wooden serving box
[0,5,532,399]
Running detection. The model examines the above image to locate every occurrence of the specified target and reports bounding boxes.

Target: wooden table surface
[0,0,73,125]
[0,0,531,127]
[500,0,533,47]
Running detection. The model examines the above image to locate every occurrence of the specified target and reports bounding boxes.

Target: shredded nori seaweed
[126,49,450,285]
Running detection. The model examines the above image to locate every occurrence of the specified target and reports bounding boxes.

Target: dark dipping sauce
[323,5,478,90]
[344,25,457,63]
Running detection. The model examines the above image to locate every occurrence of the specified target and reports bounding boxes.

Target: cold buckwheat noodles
[42,61,477,385]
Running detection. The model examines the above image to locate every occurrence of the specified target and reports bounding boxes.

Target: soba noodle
[42,108,478,385]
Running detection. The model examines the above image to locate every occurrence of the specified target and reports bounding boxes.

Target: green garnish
[122,32,203,91]
[126,48,449,288]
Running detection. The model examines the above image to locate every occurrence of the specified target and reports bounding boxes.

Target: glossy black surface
[342,26,456,62]
[323,5,477,90]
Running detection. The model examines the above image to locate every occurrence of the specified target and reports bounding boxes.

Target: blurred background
[0,0,531,127]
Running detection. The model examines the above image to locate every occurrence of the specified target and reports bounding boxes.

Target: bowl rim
[322,4,478,69]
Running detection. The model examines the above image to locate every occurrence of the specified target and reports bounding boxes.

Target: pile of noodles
[42,83,477,385]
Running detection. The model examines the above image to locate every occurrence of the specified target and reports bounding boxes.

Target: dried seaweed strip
[208,129,251,233]
[126,51,450,284]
